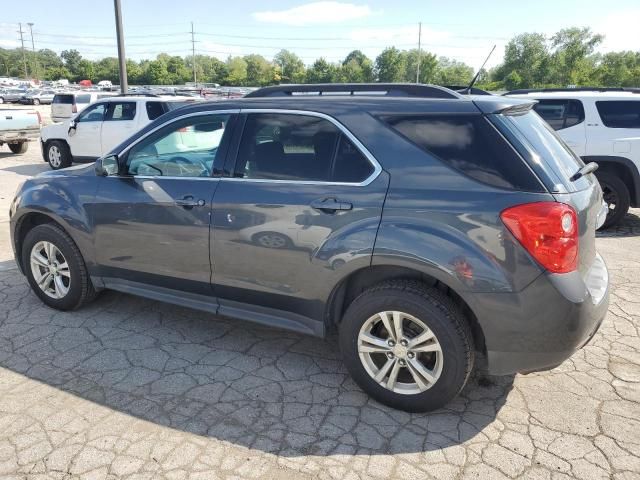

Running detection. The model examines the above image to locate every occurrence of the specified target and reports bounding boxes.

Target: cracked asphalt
[0,134,639,479]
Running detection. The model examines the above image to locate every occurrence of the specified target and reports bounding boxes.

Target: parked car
[506,88,640,228]
[10,83,609,412]
[41,95,198,169]
[51,91,114,123]
[20,89,56,105]
[0,107,41,153]
[0,88,26,104]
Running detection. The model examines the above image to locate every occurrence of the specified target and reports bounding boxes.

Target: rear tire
[46,140,72,169]
[597,172,630,229]
[32,98,40,105]
[22,224,96,311]
[339,280,474,412]
[9,142,28,154]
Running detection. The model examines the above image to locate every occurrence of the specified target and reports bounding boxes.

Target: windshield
[498,110,591,191]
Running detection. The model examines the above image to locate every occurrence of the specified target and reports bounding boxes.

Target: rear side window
[53,94,73,104]
[146,101,167,120]
[382,115,543,191]
[75,94,92,104]
[533,99,585,130]
[105,102,136,121]
[235,113,374,183]
[596,101,640,128]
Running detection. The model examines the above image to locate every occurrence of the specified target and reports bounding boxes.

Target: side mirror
[68,120,77,136]
[95,155,119,176]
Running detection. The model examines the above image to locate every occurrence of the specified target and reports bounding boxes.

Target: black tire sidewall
[22,225,85,310]
[339,288,472,412]
[47,141,71,169]
[9,142,27,154]
[597,172,630,229]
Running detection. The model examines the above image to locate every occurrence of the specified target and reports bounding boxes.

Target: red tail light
[500,202,578,273]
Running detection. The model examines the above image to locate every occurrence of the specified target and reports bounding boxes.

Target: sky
[1,0,639,70]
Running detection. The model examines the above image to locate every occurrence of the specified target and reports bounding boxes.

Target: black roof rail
[505,87,640,95]
[245,83,461,99]
[442,85,492,95]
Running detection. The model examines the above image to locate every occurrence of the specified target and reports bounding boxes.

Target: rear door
[210,110,388,324]
[589,100,640,157]
[533,99,587,156]
[101,101,138,155]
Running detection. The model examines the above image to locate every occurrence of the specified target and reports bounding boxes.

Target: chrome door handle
[175,196,205,208]
[310,198,353,213]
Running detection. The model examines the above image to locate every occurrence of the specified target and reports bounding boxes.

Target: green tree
[494,33,551,88]
[306,57,337,83]
[274,49,305,83]
[244,54,273,86]
[434,57,474,85]
[226,56,248,85]
[403,49,438,83]
[341,50,374,82]
[60,49,83,81]
[94,57,120,83]
[375,47,406,82]
[550,27,603,85]
[594,51,640,87]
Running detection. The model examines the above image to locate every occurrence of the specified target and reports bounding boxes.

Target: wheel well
[14,213,61,269]
[590,160,637,207]
[326,265,486,353]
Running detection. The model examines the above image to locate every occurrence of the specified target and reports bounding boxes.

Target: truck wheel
[46,141,72,170]
[339,280,474,412]
[22,223,96,311]
[597,172,630,229]
[9,142,28,154]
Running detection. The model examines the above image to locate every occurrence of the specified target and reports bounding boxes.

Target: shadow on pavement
[597,210,640,238]
[0,279,514,456]
[0,161,49,176]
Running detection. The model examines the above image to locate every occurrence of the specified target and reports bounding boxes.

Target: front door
[211,111,389,322]
[91,112,236,294]
[68,102,106,158]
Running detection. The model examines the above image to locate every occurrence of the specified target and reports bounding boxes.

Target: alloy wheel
[357,311,443,395]
[29,241,71,299]
[48,145,62,168]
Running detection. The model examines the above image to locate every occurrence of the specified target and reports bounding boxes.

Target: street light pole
[27,23,39,82]
[113,0,128,94]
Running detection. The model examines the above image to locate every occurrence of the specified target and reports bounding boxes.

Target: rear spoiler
[498,102,536,116]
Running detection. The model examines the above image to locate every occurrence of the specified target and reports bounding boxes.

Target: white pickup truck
[0,108,41,154]
[40,95,196,169]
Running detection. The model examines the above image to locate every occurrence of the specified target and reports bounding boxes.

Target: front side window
[235,113,374,183]
[126,114,230,177]
[76,103,106,123]
[533,99,585,130]
[382,114,543,191]
[596,101,640,128]
[106,102,136,121]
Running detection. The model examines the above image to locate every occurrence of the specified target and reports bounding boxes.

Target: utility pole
[17,23,28,79]
[113,0,128,93]
[191,21,197,84]
[416,22,422,84]
[27,23,38,82]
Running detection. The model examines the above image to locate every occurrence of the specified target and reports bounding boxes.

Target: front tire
[22,224,96,310]
[46,140,72,169]
[9,142,28,154]
[597,172,630,229]
[339,280,474,412]
[32,98,40,105]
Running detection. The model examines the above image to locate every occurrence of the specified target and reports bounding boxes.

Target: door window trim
[112,109,241,180]
[224,109,382,187]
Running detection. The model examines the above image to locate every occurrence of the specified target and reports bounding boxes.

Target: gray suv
[9,84,610,412]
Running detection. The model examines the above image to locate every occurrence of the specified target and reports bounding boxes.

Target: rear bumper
[478,253,609,375]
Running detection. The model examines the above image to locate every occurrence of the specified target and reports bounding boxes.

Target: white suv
[506,88,640,228]
[41,95,198,169]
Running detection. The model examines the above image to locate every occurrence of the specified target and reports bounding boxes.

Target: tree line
[0,27,638,89]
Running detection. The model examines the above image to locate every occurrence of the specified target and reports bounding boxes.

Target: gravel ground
[0,141,638,480]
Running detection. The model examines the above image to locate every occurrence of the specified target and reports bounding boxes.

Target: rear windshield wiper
[570,162,598,182]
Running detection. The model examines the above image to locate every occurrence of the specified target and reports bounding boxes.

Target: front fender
[40,122,69,144]
[11,175,98,271]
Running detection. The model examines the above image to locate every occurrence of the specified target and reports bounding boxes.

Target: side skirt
[95,277,323,337]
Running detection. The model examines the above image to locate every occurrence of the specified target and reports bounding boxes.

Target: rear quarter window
[596,101,640,128]
[75,94,92,104]
[53,94,73,104]
[381,114,543,191]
